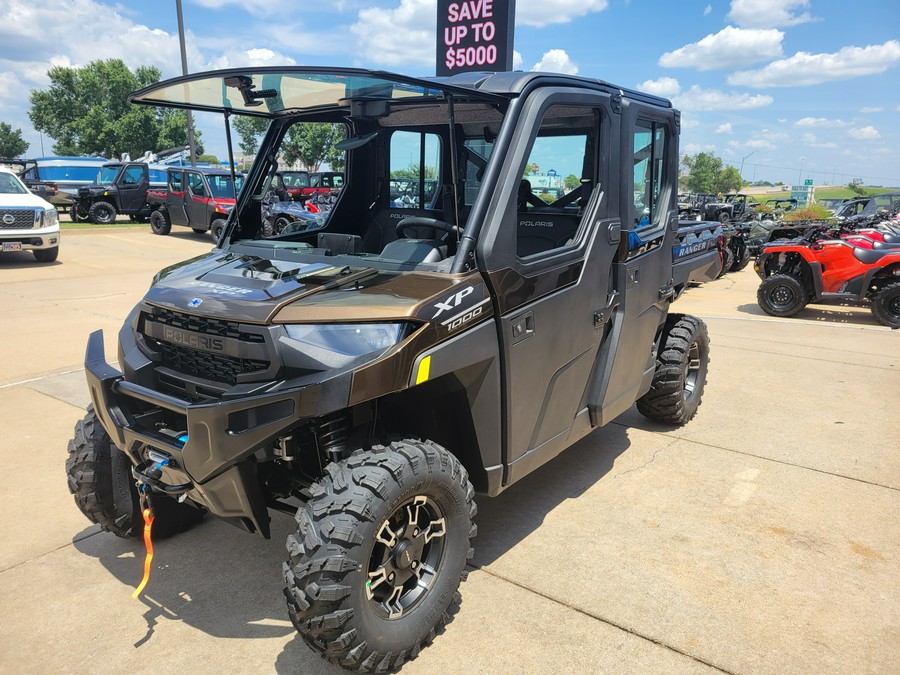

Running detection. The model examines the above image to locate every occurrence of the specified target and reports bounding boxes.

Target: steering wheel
[395,216,461,239]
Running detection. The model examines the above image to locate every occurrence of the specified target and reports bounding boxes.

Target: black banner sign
[436,0,516,77]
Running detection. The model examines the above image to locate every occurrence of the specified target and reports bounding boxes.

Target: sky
[0,0,897,186]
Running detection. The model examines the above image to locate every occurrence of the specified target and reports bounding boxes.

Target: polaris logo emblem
[188,297,203,308]
[432,286,475,319]
[163,327,224,352]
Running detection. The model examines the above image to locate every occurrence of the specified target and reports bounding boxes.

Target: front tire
[283,439,476,673]
[149,209,171,235]
[66,406,203,538]
[637,314,709,425]
[871,281,900,328]
[33,246,59,263]
[273,216,292,235]
[88,201,117,225]
[210,218,226,243]
[757,274,807,317]
[730,246,751,272]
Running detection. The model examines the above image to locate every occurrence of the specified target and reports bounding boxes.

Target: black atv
[71,161,166,224]
[67,66,717,673]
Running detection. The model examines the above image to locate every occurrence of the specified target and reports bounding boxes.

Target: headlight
[284,323,410,357]
[44,208,58,228]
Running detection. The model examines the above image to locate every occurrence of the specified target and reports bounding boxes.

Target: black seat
[852,246,900,264]
[362,208,445,253]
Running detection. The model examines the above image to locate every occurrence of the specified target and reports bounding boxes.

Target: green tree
[390,163,437,179]
[683,152,744,194]
[232,116,269,156]
[157,110,203,154]
[281,122,346,171]
[0,122,29,157]
[198,153,219,165]
[847,182,867,197]
[28,59,199,159]
[564,173,580,191]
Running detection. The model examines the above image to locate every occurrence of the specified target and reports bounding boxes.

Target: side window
[169,171,183,192]
[390,130,440,209]
[122,166,143,185]
[23,168,36,180]
[463,137,494,206]
[188,173,206,197]
[632,120,667,229]
[515,105,597,259]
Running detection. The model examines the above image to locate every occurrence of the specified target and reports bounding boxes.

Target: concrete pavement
[1,231,897,674]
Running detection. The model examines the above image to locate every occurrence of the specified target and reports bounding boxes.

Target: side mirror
[32,185,47,197]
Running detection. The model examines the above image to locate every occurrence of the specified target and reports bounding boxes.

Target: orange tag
[131,508,155,599]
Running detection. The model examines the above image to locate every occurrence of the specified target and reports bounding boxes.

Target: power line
[734,161,899,185]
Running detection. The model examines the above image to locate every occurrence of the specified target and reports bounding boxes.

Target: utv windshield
[208,174,244,199]
[129,67,509,273]
[96,166,121,185]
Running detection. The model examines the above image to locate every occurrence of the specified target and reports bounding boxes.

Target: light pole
[798,156,805,186]
[175,0,197,166]
[739,150,758,183]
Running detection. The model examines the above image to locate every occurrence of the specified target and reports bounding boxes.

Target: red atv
[755,225,900,327]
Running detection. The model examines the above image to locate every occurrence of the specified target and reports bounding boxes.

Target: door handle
[593,291,620,327]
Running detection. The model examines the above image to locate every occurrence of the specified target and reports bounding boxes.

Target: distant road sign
[804,179,813,186]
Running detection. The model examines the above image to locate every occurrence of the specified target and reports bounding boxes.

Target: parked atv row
[755,218,900,328]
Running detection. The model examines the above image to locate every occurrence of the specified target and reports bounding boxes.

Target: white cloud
[728,40,900,87]
[704,4,713,15]
[802,133,838,149]
[728,139,776,150]
[205,48,297,70]
[516,0,609,28]
[848,126,880,139]
[716,123,733,134]
[532,50,578,75]
[351,0,435,67]
[191,0,278,17]
[673,85,774,111]
[513,50,524,70]
[635,77,681,97]
[683,143,716,153]
[726,0,813,29]
[859,106,883,113]
[659,26,784,71]
[795,117,847,128]
[681,116,700,129]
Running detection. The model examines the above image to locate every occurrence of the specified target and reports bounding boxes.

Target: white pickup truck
[0,166,60,262]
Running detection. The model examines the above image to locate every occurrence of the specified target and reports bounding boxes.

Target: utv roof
[129,66,672,117]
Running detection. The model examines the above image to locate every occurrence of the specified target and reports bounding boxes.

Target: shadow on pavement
[473,423,631,567]
[736,301,881,328]
[71,422,631,671]
[0,251,61,268]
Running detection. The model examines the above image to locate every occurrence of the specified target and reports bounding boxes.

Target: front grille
[0,209,37,229]
[147,308,265,343]
[140,307,271,389]
[152,341,269,385]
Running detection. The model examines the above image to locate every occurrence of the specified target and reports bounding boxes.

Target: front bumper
[85,329,352,538]
[0,226,60,251]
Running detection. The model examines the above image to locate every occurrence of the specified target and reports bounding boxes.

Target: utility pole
[739,150,758,182]
[176,0,197,166]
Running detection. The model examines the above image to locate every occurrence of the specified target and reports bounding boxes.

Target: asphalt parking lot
[1,229,897,674]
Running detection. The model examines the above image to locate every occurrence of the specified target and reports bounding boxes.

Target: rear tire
[717,246,735,278]
[149,209,171,235]
[273,216,292,235]
[191,227,207,235]
[88,201,117,225]
[66,406,203,538]
[757,274,807,317]
[283,439,476,673]
[637,314,709,425]
[871,281,900,328]
[730,246,751,272]
[33,246,59,263]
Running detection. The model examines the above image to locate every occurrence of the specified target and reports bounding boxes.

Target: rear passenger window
[390,131,440,209]
[632,121,666,228]
[169,171,183,192]
[188,173,205,197]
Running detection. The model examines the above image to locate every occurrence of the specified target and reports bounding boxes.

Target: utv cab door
[117,164,150,214]
[588,102,680,426]
[185,171,210,229]
[477,89,620,485]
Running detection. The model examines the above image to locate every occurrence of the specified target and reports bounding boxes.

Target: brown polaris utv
[67,67,716,672]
